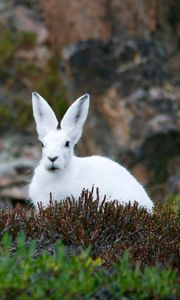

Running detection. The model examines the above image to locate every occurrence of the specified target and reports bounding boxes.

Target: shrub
[0,189,179,271]
[0,232,178,300]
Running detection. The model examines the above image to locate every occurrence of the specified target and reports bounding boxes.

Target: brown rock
[110,0,155,36]
[96,88,133,150]
[0,175,27,187]
[1,187,27,201]
[41,0,112,51]
[132,163,150,185]
[15,46,51,66]
[0,198,13,209]
[12,5,49,44]
[0,0,179,206]
[60,35,180,203]
[167,172,180,194]
[42,0,179,54]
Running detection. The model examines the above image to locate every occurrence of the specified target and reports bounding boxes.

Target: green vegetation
[19,31,37,49]
[0,232,178,300]
[166,192,180,211]
[0,28,16,68]
[0,26,68,131]
[0,28,36,72]
[34,60,68,118]
[0,104,15,131]
[0,192,179,299]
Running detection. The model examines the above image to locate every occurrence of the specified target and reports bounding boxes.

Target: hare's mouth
[48,166,59,172]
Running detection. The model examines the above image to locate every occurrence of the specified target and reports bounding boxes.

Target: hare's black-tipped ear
[61,94,90,145]
[32,92,58,140]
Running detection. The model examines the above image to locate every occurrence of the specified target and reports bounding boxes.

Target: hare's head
[32,92,89,172]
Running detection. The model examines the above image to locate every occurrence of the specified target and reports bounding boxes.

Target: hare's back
[77,155,134,182]
[75,156,153,209]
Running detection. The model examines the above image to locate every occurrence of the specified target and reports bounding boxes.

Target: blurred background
[0,0,179,208]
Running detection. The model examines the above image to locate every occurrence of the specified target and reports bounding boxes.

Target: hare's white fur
[29,92,154,211]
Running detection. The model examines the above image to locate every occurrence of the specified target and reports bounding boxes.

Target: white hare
[29,92,154,211]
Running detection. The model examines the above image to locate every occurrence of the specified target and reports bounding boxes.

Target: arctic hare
[29,92,153,211]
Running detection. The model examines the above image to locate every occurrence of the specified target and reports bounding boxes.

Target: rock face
[0,0,179,207]
[41,0,112,50]
[43,0,180,201]
[0,135,40,208]
[60,37,180,201]
[0,0,66,206]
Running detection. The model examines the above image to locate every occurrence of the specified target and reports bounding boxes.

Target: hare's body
[29,92,154,211]
[30,155,153,210]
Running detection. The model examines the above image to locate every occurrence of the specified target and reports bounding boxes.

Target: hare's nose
[48,156,58,162]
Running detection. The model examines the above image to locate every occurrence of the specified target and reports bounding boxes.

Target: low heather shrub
[0,190,179,271]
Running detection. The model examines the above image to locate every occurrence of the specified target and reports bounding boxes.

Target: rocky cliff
[0,0,179,207]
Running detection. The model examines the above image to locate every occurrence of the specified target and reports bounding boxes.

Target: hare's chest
[41,170,82,201]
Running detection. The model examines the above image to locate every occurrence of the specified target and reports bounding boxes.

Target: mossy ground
[0,26,68,133]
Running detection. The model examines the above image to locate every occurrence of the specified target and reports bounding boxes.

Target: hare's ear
[32,92,58,140]
[61,94,90,144]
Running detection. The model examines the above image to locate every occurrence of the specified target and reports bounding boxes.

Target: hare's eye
[41,142,44,148]
[65,141,70,147]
